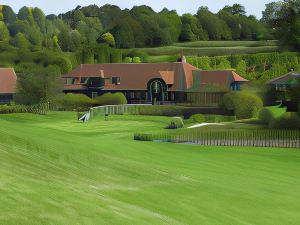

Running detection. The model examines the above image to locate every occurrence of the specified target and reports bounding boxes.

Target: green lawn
[0,112,300,225]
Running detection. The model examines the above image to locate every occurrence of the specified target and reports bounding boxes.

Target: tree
[112,22,135,48]
[11,32,30,49]
[2,5,16,25]
[159,8,182,42]
[262,0,300,51]
[16,65,62,105]
[97,32,115,47]
[32,7,46,34]
[197,7,232,40]
[179,24,195,42]
[17,6,35,26]
[236,60,247,76]
[180,13,208,41]
[0,21,10,41]
[222,4,246,16]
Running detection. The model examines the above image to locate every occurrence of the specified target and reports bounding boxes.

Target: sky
[1,0,274,18]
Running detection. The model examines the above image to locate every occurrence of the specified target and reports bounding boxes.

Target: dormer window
[112,77,121,85]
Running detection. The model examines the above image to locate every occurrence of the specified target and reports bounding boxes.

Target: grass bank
[0,112,299,224]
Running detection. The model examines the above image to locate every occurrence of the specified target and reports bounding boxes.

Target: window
[112,77,121,85]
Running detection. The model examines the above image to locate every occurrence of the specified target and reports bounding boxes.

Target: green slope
[0,112,300,225]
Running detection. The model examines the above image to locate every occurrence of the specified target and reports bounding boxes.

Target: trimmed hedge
[61,93,94,111]
[222,92,263,119]
[137,106,185,117]
[93,93,127,106]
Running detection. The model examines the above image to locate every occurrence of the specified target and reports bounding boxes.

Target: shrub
[190,114,205,123]
[61,93,93,111]
[269,112,300,129]
[134,134,153,141]
[0,104,27,114]
[137,106,185,117]
[189,114,236,123]
[93,92,127,106]
[222,92,263,119]
[258,105,286,124]
[166,117,184,129]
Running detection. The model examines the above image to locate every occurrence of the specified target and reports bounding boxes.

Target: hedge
[93,93,127,106]
[222,92,263,119]
[258,105,286,124]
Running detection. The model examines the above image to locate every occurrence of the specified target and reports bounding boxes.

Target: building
[0,68,17,104]
[267,72,300,91]
[267,72,300,111]
[63,60,248,104]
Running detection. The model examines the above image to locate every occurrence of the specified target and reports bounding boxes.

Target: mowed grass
[0,112,300,225]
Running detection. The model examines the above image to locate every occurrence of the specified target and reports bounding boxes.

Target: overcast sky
[1,0,274,18]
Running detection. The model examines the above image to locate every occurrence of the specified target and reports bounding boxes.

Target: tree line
[0,3,273,52]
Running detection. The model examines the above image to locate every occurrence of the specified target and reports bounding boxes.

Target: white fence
[89,104,152,120]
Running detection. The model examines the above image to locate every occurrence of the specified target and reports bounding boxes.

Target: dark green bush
[269,112,300,129]
[166,117,184,129]
[222,92,263,119]
[93,92,127,106]
[258,105,286,124]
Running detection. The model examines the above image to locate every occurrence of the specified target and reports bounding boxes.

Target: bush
[222,92,263,119]
[137,106,185,117]
[93,92,127,106]
[269,112,300,129]
[0,104,28,114]
[258,105,286,124]
[134,134,153,141]
[166,117,184,129]
[61,93,93,111]
[189,114,205,123]
[189,114,236,123]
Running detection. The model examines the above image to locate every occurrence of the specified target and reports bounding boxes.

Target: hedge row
[59,93,127,111]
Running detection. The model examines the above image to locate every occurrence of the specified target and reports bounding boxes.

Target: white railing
[88,104,152,120]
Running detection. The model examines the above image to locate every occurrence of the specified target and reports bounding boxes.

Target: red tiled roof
[0,68,17,94]
[63,63,200,91]
[232,71,248,82]
[63,64,248,92]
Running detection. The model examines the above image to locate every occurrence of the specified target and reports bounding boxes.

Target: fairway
[0,112,300,225]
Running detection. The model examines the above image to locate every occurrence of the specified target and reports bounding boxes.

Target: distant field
[131,40,280,62]
[173,40,278,48]
[0,112,300,225]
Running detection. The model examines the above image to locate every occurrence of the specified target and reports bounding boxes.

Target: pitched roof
[267,72,300,85]
[64,63,200,91]
[63,63,248,92]
[0,68,17,94]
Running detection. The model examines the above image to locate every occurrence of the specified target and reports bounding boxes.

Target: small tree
[97,32,115,47]
[11,32,30,50]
